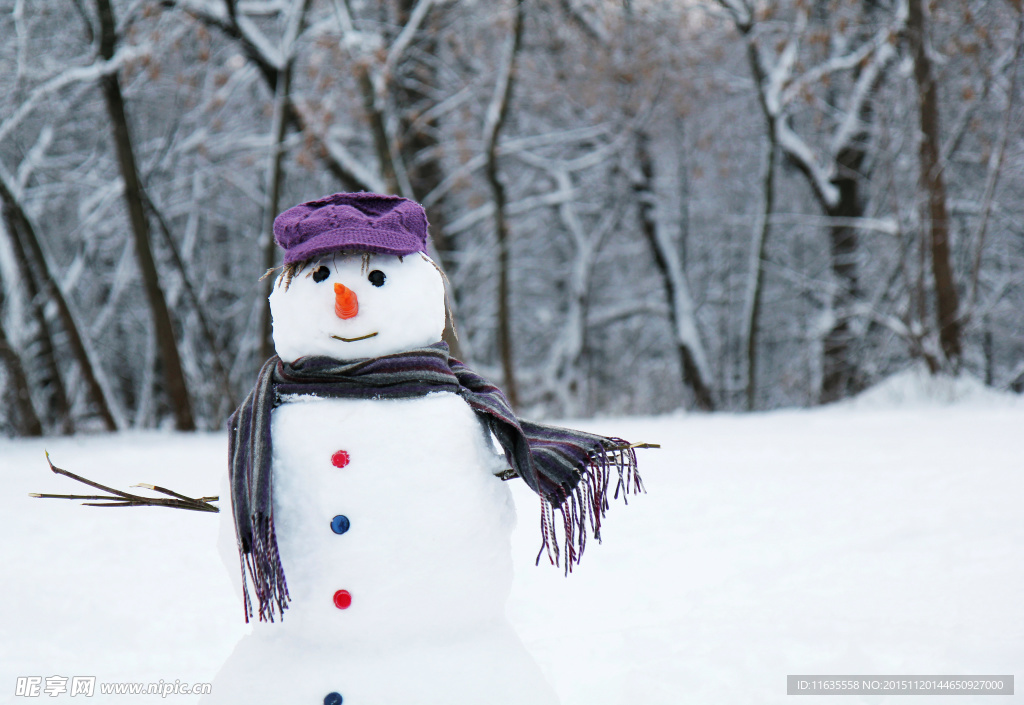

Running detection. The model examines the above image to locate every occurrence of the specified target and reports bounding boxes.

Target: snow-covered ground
[2,369,1021,704]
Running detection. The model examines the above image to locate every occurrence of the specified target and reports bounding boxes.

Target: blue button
[324,693,343,705]
[330,515,350,535]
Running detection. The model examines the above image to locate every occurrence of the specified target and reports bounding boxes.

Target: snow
[845,365,1021,409]
[2,372,1022,703]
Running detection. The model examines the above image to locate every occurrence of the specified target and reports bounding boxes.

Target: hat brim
[282,228,425,264]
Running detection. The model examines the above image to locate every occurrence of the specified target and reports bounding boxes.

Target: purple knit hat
[273,192,429,265]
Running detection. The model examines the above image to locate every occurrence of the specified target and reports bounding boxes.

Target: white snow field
[2,369,1021,704]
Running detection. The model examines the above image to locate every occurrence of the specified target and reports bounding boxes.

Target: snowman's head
[268,192,446,362]
[269,251,446,362]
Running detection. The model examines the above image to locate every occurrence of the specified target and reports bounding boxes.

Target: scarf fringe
[535,439,644,575]
[238,514,290,623]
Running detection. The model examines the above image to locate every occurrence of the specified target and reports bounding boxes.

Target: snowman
[206,193,643,705]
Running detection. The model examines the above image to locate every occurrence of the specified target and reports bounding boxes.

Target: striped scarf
[228,342,642,623]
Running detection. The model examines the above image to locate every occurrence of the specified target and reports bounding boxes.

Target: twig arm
[33,452,219,513]
[45,451,133,498]
[30,493,121,501]
[131,482,197,503]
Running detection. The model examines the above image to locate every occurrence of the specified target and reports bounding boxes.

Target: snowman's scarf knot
[228,342,643,623]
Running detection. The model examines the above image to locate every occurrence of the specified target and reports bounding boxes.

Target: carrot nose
[334,282,358,319]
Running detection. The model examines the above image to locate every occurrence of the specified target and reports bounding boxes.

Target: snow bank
[847,364,1020,409]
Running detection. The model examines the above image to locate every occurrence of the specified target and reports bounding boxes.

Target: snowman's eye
[368,270,386,287]
[312,266,330,283]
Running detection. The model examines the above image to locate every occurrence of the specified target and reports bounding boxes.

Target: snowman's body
[207,252,559,704]
[270,394,515,646]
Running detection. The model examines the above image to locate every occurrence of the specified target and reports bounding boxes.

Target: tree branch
[0,44,151,147]
[32,452,219,513]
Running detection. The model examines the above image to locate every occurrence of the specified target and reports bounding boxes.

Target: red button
[331,450,350,468]
[333,590,352,609]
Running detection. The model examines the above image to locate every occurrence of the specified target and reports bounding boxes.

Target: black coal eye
[368,270,386,287]
[312,266,330,283]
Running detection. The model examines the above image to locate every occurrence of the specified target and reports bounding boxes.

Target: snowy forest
[1,0,1022,434]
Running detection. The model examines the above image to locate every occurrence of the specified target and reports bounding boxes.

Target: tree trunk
[484,0,525,408]
[357,65,399,195]
[968,13,1023,315]
[0,274,43,436]
[0,186,72,433]
[635,132,715,411]
[819,145,867,402]
[395,0,464,359]
[96,0,194,430]
[259,62,295,364]
[144,192,236,413]
[0,175,118,431]
[908,0,961,368]
[742,138,775,411]
[545,168,614,415]
[0,335,43,436]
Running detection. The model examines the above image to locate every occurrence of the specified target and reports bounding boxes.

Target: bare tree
[0,180,72,433]
[0,172,118,431]
[392,0,465,358]
[635,131,715,411]
[257,0,312,362]
[967,11,1024,317]
[161,0,376,192]
[741,137,776,411]
[717,0,905,402]
[512,148,627,415]
[906,0,960,369]
[0,267,42,436]
[483,0,526,408]
[95,0,195,430]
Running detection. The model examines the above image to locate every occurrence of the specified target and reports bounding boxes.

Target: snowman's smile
[331,332,379,342]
